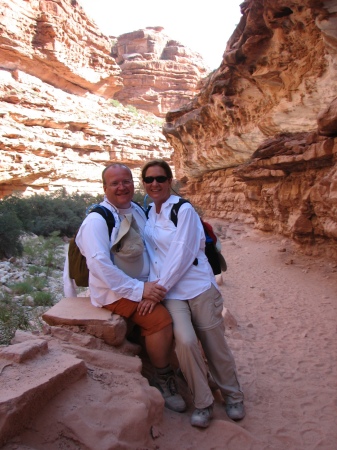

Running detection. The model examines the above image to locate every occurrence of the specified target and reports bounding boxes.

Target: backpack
[68,205,115,287]
[147,199,227,275]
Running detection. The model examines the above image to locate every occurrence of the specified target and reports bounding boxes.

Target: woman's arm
[156,205,204,291]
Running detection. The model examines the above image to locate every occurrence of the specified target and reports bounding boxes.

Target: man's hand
[137,299,157,316]
[143,280,166,303]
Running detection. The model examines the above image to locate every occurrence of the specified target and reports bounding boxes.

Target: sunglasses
[143,176,169,184]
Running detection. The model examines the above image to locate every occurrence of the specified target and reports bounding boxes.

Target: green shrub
[126,104,139,116]
[1,190,103,239]
[0,295,31,345]
[0,205,23,258]
[27,265,45,275]
[30,276,47,291]
[23,232,65,275]
[8,281,34,295]
[110,99,120,107]
[33,291,54,307]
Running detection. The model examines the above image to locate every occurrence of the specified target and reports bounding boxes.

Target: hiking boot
[190,404,214,428]
[225,401,245,420]
[150,373,186,413]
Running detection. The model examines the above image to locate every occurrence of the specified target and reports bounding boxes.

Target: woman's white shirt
[144,195,217,300]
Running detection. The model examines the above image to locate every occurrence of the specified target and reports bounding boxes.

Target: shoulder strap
[90,205,115,238]
[170,198,190,227]
[145,198,191,225]
[145,204,152,219]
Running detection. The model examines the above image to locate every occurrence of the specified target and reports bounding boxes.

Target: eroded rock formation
[0,0,123,98]
[163,0,337,258]
[112,27,209,117]
[0,69,172,197]
[0,0,208,197]
[0,329,163,449]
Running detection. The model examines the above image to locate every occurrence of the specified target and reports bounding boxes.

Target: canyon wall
[163,0,337,258]
[0,0,208,197]
[112,27,209,117]
[1,0,336,258]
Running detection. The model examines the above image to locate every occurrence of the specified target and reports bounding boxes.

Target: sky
[78,0,243,70]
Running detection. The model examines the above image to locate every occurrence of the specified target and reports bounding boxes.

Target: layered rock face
[164,0,337,258]
[2,1,208,196]
[0,69,172,197]
[112,27,210,117]
[0,0,123,98]
[0,0,208,197]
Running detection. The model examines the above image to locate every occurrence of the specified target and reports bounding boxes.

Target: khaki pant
[164,284,243,409]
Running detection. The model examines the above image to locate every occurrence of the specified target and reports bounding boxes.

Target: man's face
[103,166,134,209]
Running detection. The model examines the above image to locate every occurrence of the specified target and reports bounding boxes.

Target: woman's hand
[143,280,166,302]
[137,299,157,316]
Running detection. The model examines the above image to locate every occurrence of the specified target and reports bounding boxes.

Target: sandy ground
[153,221,337,450]
[2,220,337,449]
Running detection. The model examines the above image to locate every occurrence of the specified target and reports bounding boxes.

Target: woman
[141,160,245,428]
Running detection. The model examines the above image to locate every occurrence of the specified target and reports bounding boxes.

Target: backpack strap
[170,198,198,266]
[90,205,115,238]
[145,204,152,219]
[170,198,190,226]
[145,198,191,223]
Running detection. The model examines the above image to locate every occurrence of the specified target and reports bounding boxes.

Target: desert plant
[7,281,34,295]
[0,294,31,346]
[126,104,139,116]
[110,99,121,107]
[0,205,23,258]
[1,190,103,238]
[30,276,48,291]
[32,291,54,307]
[27,265,45,275]
[23,232,65,276]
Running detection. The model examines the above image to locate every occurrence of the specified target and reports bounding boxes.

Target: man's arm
[77,213,167,303]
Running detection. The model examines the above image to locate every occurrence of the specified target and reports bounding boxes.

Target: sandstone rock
[42,297,128,346]
[0,67,173,197]
[317,97,337,136]
[0,338,87,447]
[163,0,337,260]
[0,331,164,449]
[1,0,208,197]
[0,0,123,98]
[0,338,48,363]
[112,27,210,117]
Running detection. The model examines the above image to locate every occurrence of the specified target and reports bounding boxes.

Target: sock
[156,365,174,378]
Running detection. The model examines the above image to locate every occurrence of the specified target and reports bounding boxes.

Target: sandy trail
[154,221,337,450]
[2,221,336,450]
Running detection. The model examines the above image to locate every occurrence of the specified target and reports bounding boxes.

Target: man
[63,163,185,413]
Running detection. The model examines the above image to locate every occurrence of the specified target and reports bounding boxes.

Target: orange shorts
[104,298,172,337]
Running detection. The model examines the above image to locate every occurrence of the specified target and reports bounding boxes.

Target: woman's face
[143,165,172,205]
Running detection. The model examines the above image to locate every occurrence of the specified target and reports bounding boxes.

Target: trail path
[2,221,336,450]
[155,221,337,449]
